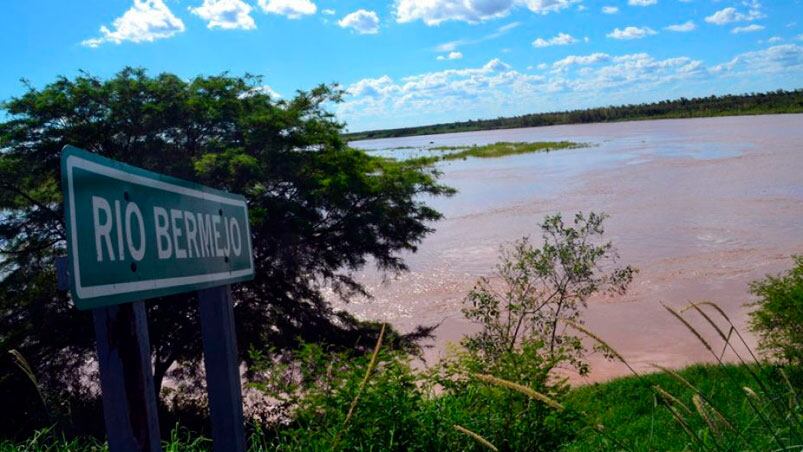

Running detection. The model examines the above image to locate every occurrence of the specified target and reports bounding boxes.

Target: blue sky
[2,0,802,131]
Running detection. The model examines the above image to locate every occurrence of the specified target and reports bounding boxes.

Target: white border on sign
[66,155,255,300]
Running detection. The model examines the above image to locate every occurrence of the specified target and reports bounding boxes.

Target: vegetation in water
[346,89,803,140]
[398,141,582,166]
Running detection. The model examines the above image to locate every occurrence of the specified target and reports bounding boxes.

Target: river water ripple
[339,114,803,382]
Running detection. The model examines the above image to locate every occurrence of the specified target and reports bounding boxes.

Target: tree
[748,256,803,366]
[0,68,452,434]
[461,212,636,375]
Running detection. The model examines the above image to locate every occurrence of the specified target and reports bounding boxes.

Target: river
[342,114,803,382]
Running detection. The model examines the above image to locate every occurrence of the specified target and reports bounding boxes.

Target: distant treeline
[346,89,803,141]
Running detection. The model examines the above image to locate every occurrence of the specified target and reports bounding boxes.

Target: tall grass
[8,349,48,414]
[561,301,802,450]
[332,323,386,450]
[452,424,498,452]
[0,424,211,452]
[4,301,799,450]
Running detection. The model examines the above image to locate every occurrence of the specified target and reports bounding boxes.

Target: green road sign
[61,145,254,310]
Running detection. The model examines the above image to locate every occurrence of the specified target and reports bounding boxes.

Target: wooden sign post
[198,286,246,452]
[93,302,162,451]
[60,146,254,451]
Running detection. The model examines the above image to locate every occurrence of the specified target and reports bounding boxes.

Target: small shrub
[748,255,803,366]
[462,212,636,375]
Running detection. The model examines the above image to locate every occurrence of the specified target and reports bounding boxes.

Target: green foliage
[347,89,803,140]
[749,256,803,366]
[244,339,576,451]
[0,67,451,437]
[563,364,802,451]
[250,344,427,451]
[462,212,636,375]
[0,424,210,452]
[443,141,579,160]
[429,341,578,452]
[401,141,581,166]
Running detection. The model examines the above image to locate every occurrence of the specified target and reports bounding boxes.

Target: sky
[1,0,802,132]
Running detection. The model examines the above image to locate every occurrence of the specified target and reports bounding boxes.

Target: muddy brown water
[340,114,803,383]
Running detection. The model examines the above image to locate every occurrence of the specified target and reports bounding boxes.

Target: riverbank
[345,89,803,141]
[6,362,799,450]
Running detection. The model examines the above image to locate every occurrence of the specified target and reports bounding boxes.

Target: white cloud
[338,9,380,34]
[244,85,282,98]
[552,52,611,70]
[532,32,577,47]
[395,0,576,26]
[437,51,464,60]
[665,21,695,32]
[339,52,712,129]
[628,0,657,6]
[436,22,520,52]
[797,34,803,41]
[607,26,657,40]
[602,6,619,14]
[322,8,335,15]
[705,6,763,25]
[731,24,764,33]
[711,44,803,75]
[257,0,316,19]
[340,41,803,131]
[190,0,256,30]
[82,0,185,47]
[767,36,783,43]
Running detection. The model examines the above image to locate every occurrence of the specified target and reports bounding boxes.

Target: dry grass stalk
[686,301,761,364]
[692,394,721,436]
[653,385,693,417]
[681,302,729,343]
[778,368,800,411]
[566,320,639,377]
[333,323,386,449]
[663,402,705,449]
[682,302,732,360]
[743,386,786,449]
[453,424,499,451]
[474,374,633,451]
[650,364,700,395]
[651,364,734,432]
[662,303,715,357]
[9,349,47,412]
[473,373,565,411]
[683,302,788,427]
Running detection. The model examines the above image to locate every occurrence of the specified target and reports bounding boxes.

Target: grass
[562,364,800,451]
[400,141,582,166]
[444,141,580,160]
[4,364,799,451]
[0,424,210,452]
[3,294,799,450]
